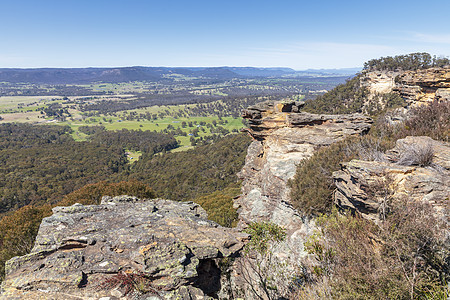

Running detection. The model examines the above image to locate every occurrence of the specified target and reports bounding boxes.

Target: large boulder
[0,196,247,300]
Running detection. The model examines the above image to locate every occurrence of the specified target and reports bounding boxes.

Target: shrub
[237,222,291,300]
[301,198,448,300]
[289,135,391,215]
[397,143,434,167]
[97,270,158,296]
[372,100,450,143]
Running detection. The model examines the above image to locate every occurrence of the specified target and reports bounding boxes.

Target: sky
[0,0,449,69]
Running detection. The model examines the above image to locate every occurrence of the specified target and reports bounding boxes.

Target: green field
[0,95,245,150]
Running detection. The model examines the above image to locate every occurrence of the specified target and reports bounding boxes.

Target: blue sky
[0,0,449,69]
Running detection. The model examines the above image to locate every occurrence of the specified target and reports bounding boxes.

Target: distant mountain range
[0,66,359,84]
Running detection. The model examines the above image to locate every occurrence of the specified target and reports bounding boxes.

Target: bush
[372,100,450,143]
[237,222,291,300]
[97,270,158,296]
[302,198,448,299]
[397,143,434,167]
[289,135,391,215]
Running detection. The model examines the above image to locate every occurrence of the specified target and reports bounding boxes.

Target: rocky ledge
[0,196,247,300]
[334,136,449,223]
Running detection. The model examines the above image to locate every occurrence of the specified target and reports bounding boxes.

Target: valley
[0,69,347,149]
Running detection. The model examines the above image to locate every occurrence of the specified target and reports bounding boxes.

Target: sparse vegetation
[300,198,449,300]
[397,143,435,167]
[238,222,292,300]
[371,99,450,143]
[97,271,159,296]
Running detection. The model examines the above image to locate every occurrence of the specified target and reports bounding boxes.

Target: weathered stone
[236,100,373,259]
[1,197,247,300]
[360,70,401,94]
[334,136,449,223]
[361,67,450,105]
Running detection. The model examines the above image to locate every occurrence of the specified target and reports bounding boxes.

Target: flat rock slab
[1,196,247,300]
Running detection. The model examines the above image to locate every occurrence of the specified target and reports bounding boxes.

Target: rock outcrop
[394,67,450,103]
[334,136,449,223]
[360,70,401,94]
[0,196,247,300]
[236,100,372,259]
[361,66,450,105]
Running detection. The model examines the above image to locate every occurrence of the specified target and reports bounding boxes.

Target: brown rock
[236,100,373,260]
[334,136,449,223]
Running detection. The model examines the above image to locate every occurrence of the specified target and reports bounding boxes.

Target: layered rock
[360,70,401,94]
[361,66,450,105]
[394,67,450,104]
[0,196,247,300]
[334,136,449,223]
[236,100,372,259]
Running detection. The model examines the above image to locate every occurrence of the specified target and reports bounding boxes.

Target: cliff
[0,196,247,299]
[236,100,372,258]
[361,66,450,105]
[1,68,448,299]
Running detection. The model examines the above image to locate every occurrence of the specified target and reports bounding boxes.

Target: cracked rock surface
[1,196,247,300]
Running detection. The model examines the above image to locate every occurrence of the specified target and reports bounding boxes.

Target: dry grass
[397,143,434,167]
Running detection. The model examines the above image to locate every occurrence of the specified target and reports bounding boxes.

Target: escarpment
[361,66,450,105]
[236,100,373,257]
[0,196,247,299]
[1,65,448,299]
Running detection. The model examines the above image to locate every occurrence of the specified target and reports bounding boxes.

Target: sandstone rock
[361,67,450,106]
[0,196,248,300]
[236,101,373,261]
[334,136,449,223]
[360,70,401,94]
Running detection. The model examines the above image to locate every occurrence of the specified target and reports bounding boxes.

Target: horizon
[1,0,449,69]
[0,65,362,72]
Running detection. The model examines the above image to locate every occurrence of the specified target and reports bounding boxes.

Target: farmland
[0,73,348,150]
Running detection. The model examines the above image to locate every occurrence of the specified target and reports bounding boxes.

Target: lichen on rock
[0,196,247,300]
